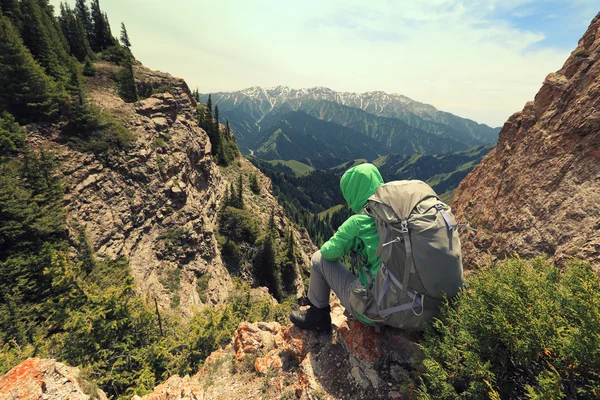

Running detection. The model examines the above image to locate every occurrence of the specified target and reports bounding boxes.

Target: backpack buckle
[400,220,409,233]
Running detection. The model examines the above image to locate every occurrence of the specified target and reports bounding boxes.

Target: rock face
[453,13,600,271]
[0,358,107,400]
[26,62,314,315]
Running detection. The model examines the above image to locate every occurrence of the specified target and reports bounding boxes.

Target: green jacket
[320,163,383,286]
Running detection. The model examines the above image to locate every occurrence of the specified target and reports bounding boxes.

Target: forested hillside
[0,1,304,398]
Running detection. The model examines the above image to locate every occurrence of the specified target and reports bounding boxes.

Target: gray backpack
[349,180,465,331]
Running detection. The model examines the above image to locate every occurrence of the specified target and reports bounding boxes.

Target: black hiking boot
[289,302,332,332]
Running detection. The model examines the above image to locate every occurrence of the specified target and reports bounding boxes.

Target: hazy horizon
[50,0,598,127]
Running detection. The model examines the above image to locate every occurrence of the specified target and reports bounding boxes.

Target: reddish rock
[233,321,283,361]
[281,325,320,362]
[453,12,600,271]
[0,358,107,400]
[254,350,284,375]
[338,319,383,364]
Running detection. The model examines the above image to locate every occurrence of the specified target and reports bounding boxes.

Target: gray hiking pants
[307,250,358,310]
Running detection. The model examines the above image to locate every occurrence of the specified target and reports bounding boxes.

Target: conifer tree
[229,182,236,206]
[0,16,61,122]
[268,207,276,234]
[214,104,220,135]
[90,0,114,51]
[19,0,71,82]
[117,55,138,102]
[119,22,130,48]
[0,111,26,156]
[214,104,225,162]
[249,172,260,194]
[83,56,96,76]
[253,231,282,302]
[237,174,244,209]
[59,2,92,61]
[75,0,92,42]
[281,229,297,295]
[225,119,232,139]
[206,94,212,116]
[0,0,22,29]
[222,185,230,208]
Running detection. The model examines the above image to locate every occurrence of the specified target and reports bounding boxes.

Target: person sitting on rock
[290,163,383,331]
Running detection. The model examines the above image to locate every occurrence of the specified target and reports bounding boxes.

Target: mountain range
[200,86,500,166]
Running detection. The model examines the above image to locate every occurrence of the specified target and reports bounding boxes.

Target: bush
[83,58,97,77]
[177,279,294,375]
[0,112,26,156]
[218,206,261,244]
[61,104,135,154]
[101,45,131,65]
[418,258,600,399]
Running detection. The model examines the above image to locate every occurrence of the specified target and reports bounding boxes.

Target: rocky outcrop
[26,62,315,315]
[0,358,107,400]
[453,13,600,271]
[127,301,422,400]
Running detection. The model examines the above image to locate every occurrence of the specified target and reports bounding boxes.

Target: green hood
[340,163,384,213]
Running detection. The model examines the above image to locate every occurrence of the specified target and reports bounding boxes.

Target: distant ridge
[200,86,499,164]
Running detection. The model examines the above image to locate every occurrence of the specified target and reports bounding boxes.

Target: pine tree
[281,229,297,295]
[222,185,230,208]
[0,16,61,122]
[249,173,260,194]
[19,0,71,83]
[0,111,26,156]
[83,56,96,76]
[237,174,244,209]
[214,104,220,135]
[90,0,114,51]
[119,22,130,48]
[229,182,236,207]
[75,0,92,43]
[117,55,138,102]
[214,104,225,162]
[253,233,282,302]
[58,2,92,62]
[268,208,276,235]
[0,0,22,29]
[225,119,232,139]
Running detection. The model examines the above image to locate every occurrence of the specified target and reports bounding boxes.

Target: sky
[51,1,598,127]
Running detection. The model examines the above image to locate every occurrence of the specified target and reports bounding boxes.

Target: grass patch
[267,159,315,176]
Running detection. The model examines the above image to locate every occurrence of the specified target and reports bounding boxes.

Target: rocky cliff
[453,13,600,272]
[26,61,314,315]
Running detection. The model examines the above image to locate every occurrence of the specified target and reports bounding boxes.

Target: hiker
[290,163,464,331]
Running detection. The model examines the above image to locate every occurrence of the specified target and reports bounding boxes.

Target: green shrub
[152,137,166,149]
[0,112,26,156]
[220,239,242,274]
[61,104,135,154]
[218,206,261,243]
[101,45,131,65]
[419,258,600,399]
[196,274,211,303]
[83,58,97,77]
[176,279,294,375]
[115,60,139,103]
[574,50,590,58]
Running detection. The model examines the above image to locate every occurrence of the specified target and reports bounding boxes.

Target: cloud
[50,0,598,126]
